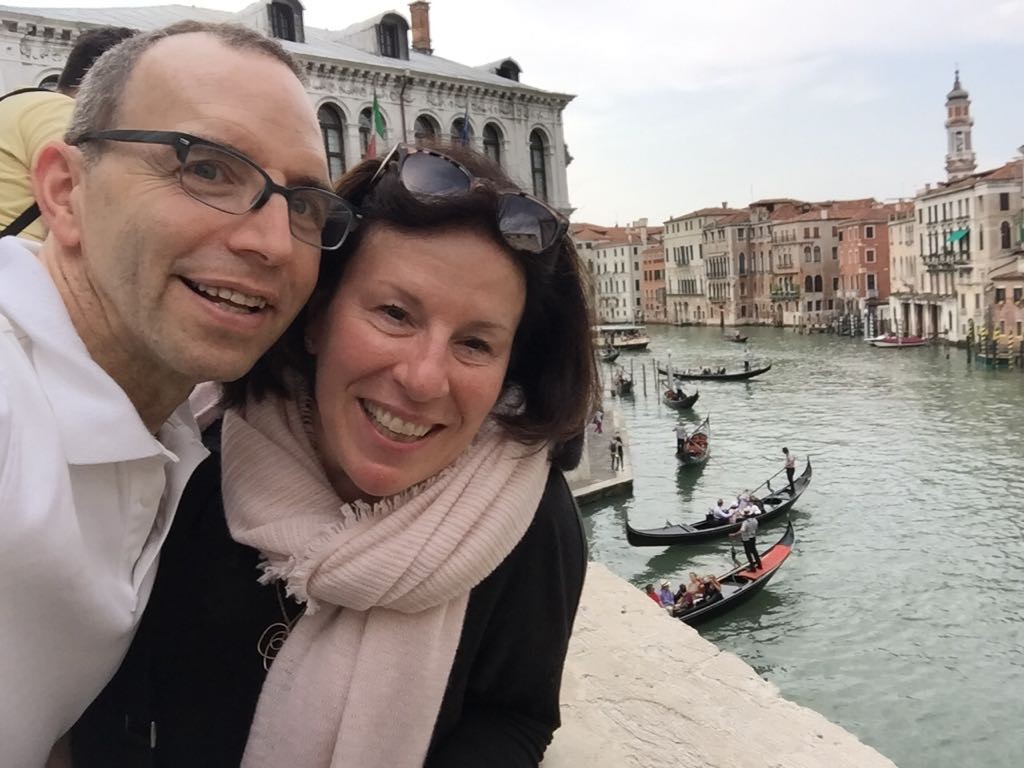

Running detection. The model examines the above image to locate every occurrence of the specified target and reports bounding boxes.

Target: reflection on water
[581,325,1024,768]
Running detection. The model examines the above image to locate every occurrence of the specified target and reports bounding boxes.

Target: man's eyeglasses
[370,143,569,254]
[70,130,359,251]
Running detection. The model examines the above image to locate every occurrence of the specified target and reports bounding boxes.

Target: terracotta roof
[665,207,741,222]
[919,161,1023,199]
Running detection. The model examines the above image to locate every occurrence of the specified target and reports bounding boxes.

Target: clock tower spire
[945,69,976,181]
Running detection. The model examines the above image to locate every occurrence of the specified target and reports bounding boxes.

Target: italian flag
[367,93,386,158]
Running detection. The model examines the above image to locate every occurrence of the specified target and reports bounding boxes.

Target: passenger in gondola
[701,575,723,604]
[707,498,733,524]
[643,584,661,605]
[674,384,684,400]
[702,367,712,375]
[672,590,695,615]
[657,581,675,607]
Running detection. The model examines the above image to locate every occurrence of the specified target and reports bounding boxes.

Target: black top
[71,429,587,768]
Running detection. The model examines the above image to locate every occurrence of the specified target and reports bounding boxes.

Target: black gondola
[598,347,620,363]
[662,388,699,410]
[626,457,811,545]
[725,333,748,343]
[673,522,795,625]
[657,362,772,381]
[676,414,710,466]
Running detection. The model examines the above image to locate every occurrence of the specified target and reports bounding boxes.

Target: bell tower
[944,69,976,181]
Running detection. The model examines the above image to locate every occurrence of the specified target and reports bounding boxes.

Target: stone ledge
[543,563,897,768]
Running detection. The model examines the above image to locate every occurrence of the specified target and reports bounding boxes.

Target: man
[731,511,763,571]
[673,422,688,453]
[658,581,675,607]
[708,498,732,522]
[0,25,135,241]
[0,21,349,765]
[783,446,796,494]
[611,432,625,471]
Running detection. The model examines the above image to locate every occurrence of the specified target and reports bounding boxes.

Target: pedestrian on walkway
[611,433,624,471]
[782,446,796,494]
[592,407,604,434]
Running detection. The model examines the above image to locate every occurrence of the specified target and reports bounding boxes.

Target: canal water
[581,325,1024,768]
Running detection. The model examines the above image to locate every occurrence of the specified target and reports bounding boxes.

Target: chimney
[409,1,432,54]
[721,201,728,209]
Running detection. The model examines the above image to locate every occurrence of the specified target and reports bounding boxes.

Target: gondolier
[783,446,796,494]
[731,511,763,571]
[673,423,689,452]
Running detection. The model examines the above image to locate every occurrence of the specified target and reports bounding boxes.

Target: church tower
[944,69,976,181]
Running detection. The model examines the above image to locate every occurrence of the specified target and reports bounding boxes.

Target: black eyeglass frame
[70,129,360,251]
[369,142,570,254]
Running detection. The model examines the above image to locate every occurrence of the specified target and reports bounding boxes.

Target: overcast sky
[12,0,1024,224]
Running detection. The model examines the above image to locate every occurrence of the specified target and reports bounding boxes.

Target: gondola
[598,346,620,363]
[725,333,748,343]
[662,388,699,410]
[673,522,795,626]
[658,362,772,381]
[676,414,710,466]
[626,457,811,546]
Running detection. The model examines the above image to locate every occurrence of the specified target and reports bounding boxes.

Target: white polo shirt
[0,237,208,766]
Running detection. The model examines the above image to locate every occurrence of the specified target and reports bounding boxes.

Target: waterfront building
[887,207,924,333]
[891,73,1023,342]
[836,202,910,335]
[769,201,874,329]
[747,199,806,326]
[639,236,667,323]
[572,220,661,323]
[909,161,1022,341]
[701,210,751,326]
[662,206,736,325]
[0,1,574,214]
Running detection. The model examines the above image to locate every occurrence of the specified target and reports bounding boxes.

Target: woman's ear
[31,141,85,248]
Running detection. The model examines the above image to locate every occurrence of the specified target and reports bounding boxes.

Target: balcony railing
[769,287,800,300]
[923,251,971,271]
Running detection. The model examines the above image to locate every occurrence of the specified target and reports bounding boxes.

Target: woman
[71,143,599,767]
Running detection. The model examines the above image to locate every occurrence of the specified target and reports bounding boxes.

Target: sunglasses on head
[369,143,569,254]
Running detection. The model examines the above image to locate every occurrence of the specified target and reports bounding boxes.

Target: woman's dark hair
[223,141,600,464]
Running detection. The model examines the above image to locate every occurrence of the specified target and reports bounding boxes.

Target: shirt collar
[0,237,205,465]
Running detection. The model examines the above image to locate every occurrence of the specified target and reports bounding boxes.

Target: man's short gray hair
[66,20,306,148]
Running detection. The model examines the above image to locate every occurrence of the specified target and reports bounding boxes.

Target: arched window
[529,130,548,201]
[804,275,814,292]
[803,246,812,262]
[451,116,473,145]
[1001,221,1012,249]
[483,123,502,165]
[413,114,439,142]
[318,105,345,180]
[738,252,746,274]
[360,107,387,158]
[813,245,821,262]
[38,74,59,90]
[814,275,823,292]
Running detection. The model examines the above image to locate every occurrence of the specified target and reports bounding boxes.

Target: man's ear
[31,141,84,248]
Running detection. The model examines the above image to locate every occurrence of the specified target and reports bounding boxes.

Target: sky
[10,0,1024,225]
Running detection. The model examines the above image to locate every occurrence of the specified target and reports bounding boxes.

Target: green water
[582,325,1024,768]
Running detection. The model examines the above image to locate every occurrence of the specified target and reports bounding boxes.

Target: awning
[946,228,969,244]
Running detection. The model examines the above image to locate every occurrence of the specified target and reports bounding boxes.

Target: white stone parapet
[544,563,898,768]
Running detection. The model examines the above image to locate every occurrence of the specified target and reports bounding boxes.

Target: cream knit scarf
[221,393,550,768]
